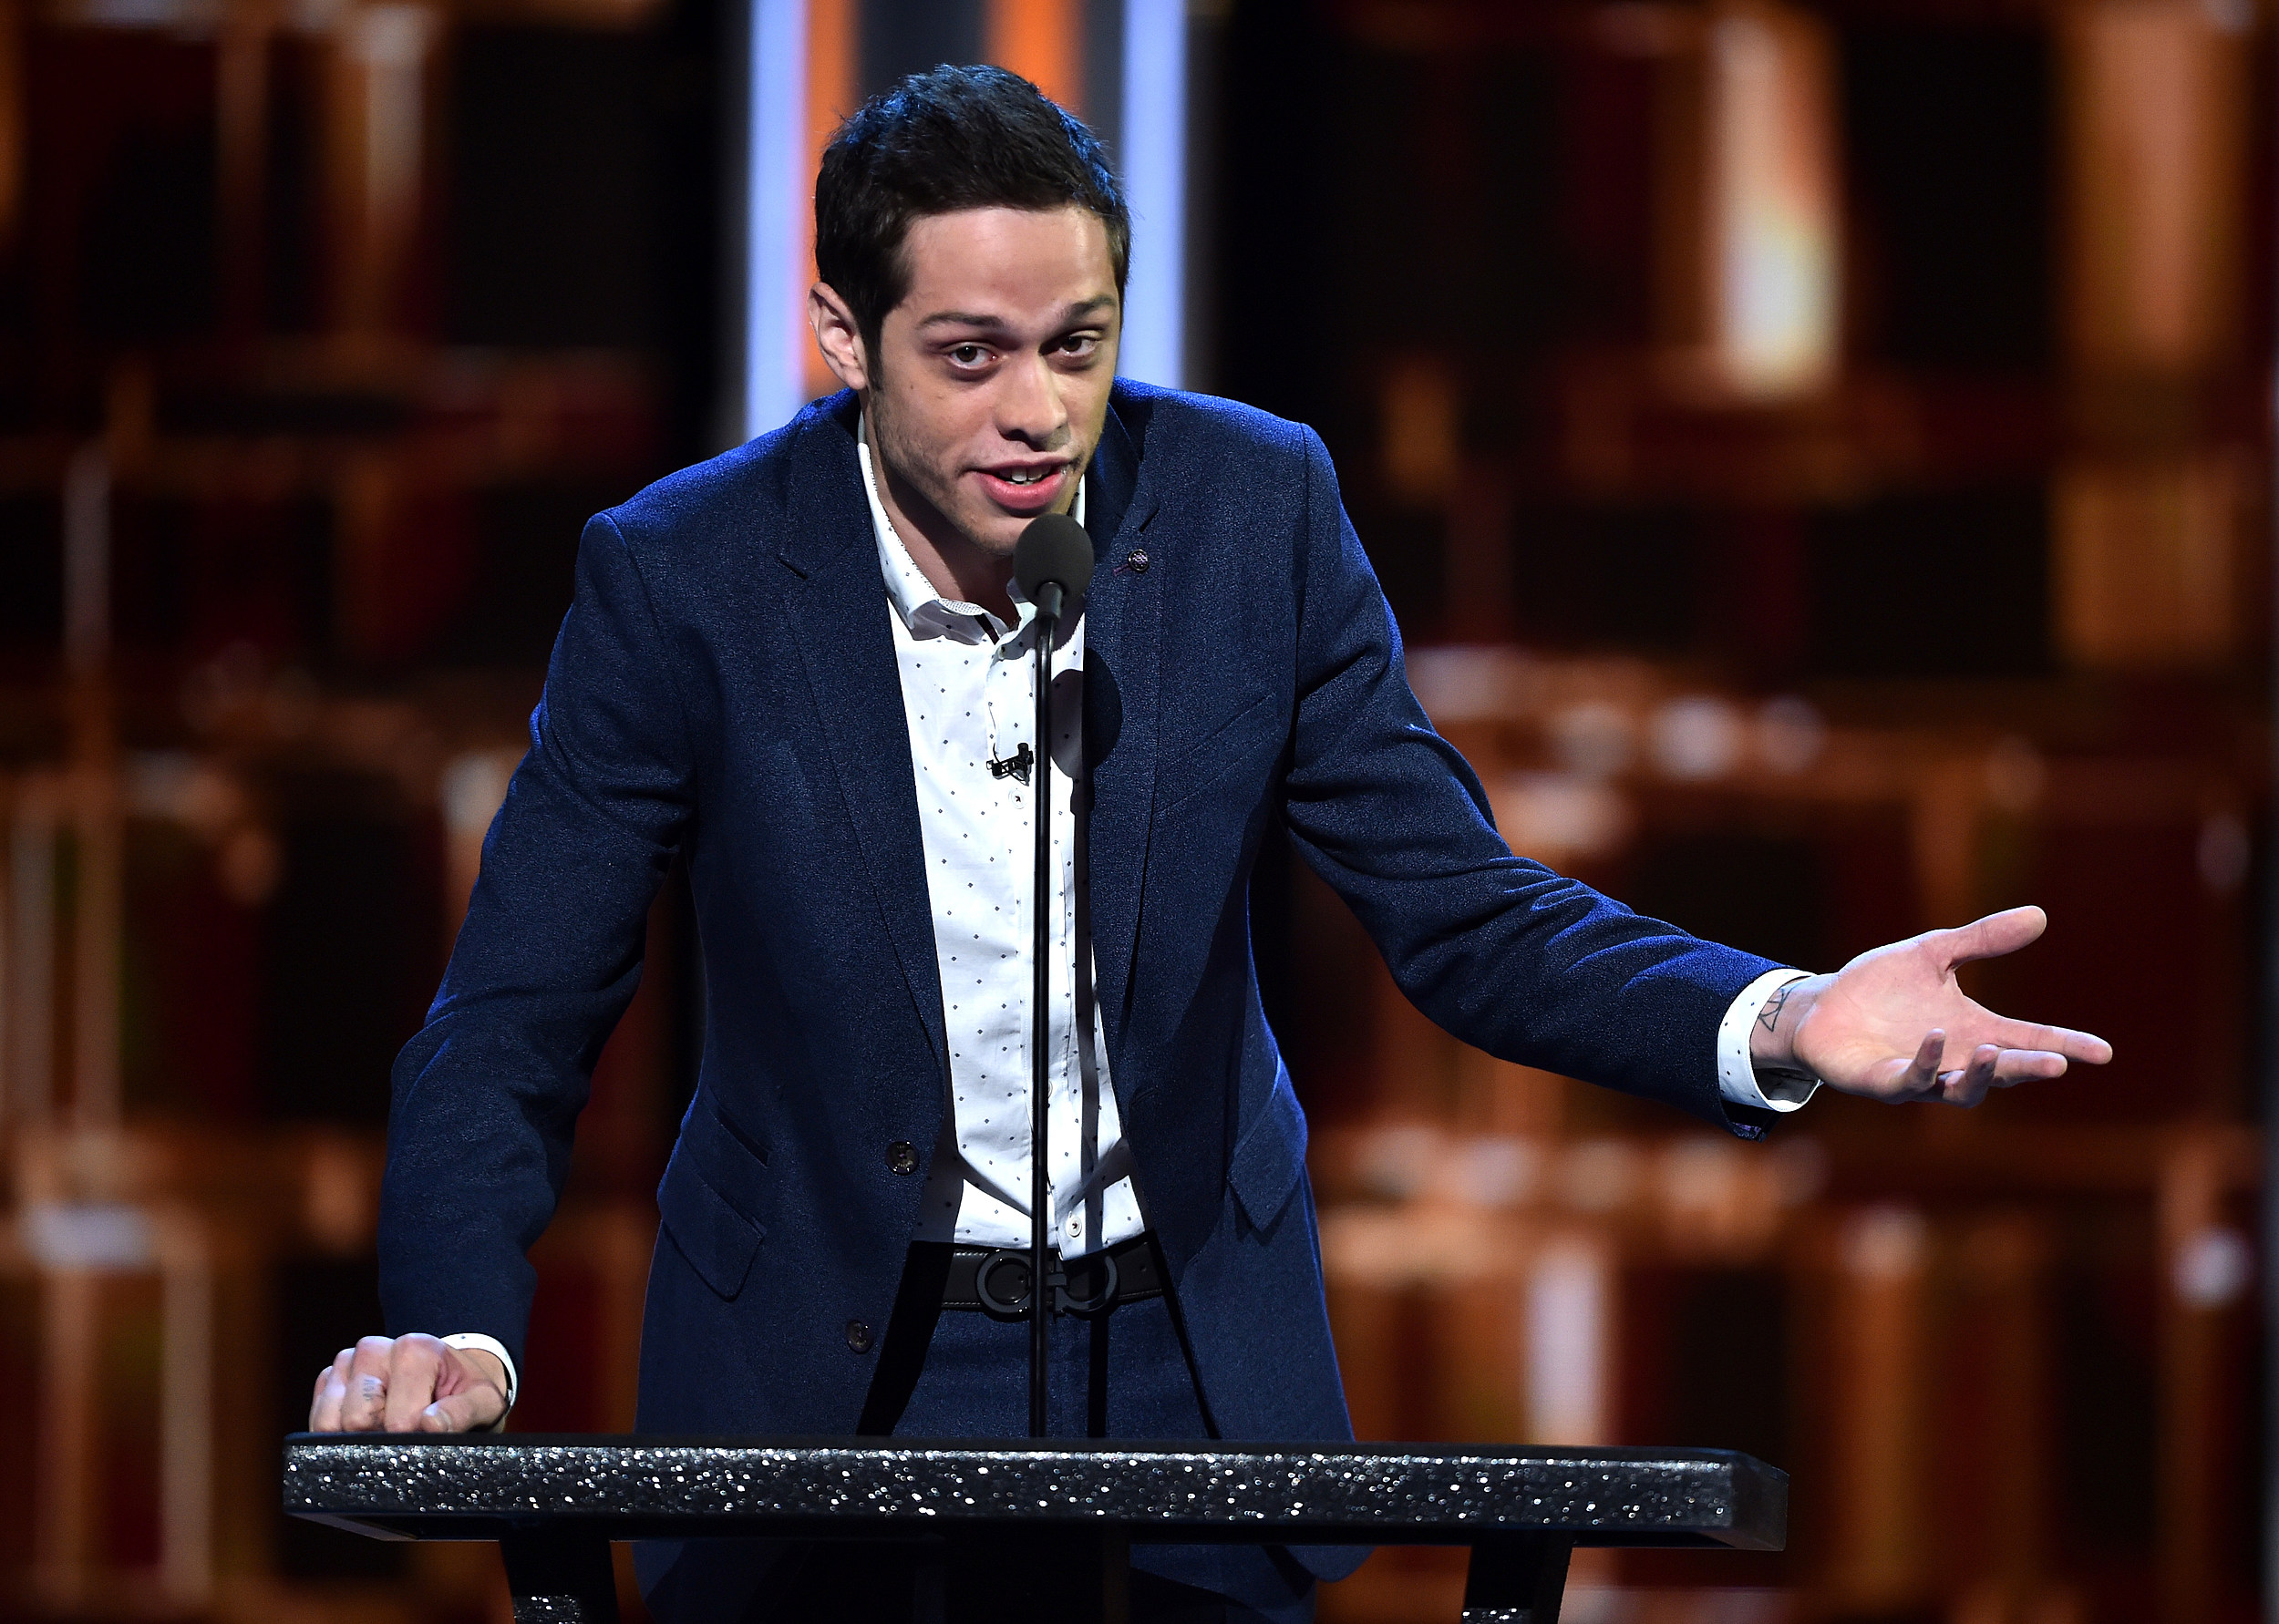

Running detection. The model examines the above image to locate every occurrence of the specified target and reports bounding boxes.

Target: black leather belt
[928,1232,1164,1318]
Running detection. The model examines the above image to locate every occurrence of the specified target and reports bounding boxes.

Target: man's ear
[809,283,871,392]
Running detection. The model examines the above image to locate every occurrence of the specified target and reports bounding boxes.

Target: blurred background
[0,0,2268,1619]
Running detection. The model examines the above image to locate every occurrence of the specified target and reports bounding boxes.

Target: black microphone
[1013,513,1094,624]
[1011,509,1092,1438]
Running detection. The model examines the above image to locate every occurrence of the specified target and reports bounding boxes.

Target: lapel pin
[1119,549,1150,576]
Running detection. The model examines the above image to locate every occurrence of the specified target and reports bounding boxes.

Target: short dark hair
[816,64,1130,363]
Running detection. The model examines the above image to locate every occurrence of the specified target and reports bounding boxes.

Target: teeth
[1005,470,1045,485]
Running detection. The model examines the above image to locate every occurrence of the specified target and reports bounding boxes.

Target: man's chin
[954,527,1021,561]
[954,510,1031,560]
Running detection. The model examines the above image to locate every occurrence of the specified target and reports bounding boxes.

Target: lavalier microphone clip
[987,742,1034,784]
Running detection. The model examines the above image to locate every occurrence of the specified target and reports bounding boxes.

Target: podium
[284,1434,1786,1622]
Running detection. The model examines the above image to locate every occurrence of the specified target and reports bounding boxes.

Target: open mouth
[976,463,1069,510]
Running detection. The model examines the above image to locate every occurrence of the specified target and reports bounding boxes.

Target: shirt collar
[859,421,1087,664]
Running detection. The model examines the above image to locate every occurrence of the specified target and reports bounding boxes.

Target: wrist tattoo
[1756,984,1793,1035]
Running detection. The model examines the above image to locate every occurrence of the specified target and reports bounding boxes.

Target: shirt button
[887,1140,919,1175]
[846,1320,874,1353]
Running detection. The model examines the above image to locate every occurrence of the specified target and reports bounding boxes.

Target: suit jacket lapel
[1081,396,1161,1074]
[778,396,949,1073]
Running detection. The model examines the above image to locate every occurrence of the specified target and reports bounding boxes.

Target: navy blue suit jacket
[378,384,1778,1501]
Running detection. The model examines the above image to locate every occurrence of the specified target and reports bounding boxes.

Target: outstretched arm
[1275,423,1786,1134]
[1749,906,2112,1105]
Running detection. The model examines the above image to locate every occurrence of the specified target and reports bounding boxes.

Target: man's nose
[996,355,1068,446]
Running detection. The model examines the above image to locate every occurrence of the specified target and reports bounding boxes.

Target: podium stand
[284,1434,1786,1623]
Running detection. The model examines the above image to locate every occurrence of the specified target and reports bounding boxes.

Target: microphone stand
[1027,583,1064,1439]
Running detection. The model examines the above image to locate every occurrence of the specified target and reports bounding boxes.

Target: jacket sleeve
[1276,427,1779,1137]
[377,513,696,1367]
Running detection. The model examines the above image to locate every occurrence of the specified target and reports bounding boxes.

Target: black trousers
[638,1244,1318,1623]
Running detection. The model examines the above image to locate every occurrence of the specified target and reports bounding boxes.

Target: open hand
[1753,906,2112,1106]
[309,1333,510,1433]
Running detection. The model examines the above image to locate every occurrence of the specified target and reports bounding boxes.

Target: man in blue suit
[313,67,2109,1622]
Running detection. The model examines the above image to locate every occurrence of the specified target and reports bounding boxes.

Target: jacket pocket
[1156,694,1280,818]
[656,1112,767,1300]
[1228,1061,1309,1232]
[657,1153,764,1298]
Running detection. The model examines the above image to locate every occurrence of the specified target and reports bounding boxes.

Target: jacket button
[887,1140,918,1175]
[1124,549,1150,574]
[846,1320,873,1354]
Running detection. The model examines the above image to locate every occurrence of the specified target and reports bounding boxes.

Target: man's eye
[1057,335,1098,357]
[948,344,988,366]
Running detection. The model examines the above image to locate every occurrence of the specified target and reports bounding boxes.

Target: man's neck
[863,405,1018,622]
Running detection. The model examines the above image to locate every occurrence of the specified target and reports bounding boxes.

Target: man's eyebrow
[914,297,1118,331]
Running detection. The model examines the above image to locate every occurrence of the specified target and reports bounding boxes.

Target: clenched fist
[309,1333,510,1433]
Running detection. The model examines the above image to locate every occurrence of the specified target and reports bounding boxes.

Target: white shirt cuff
[1717,968,1821,1113]
[441,1333,518,1429]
